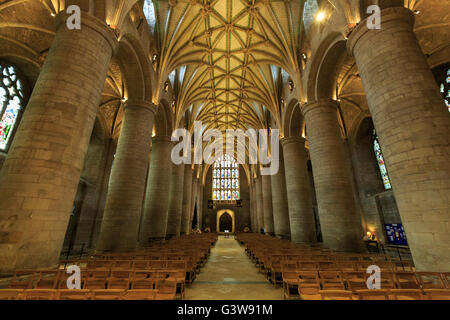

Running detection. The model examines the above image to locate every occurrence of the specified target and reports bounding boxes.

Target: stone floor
[185,236,283,300]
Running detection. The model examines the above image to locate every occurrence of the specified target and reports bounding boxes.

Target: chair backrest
[390,289,424,300]
[0,289,24,300]
[9,271,35,289]
[319,290,353,300]
[90,289,124,300]
[393,271,420,289]
[423,289,450,300]
[23,289,56,300]
[56,289,91,300]
[35,270,60,289]
[416,272,446,289]
[122,289,158,300]
[356,289,390,300]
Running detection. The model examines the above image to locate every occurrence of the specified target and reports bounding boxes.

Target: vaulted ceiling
[150,0,306,132]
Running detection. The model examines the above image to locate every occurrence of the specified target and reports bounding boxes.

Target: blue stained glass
[0,62,24,151]
[211,154,240,201]
[373,133,392,190]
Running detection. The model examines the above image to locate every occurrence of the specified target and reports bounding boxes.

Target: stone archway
[216,209,235,233]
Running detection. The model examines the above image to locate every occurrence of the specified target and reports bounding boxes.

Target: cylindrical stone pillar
[348,7,450,270]
[96,100,156,252]
[166,163,185,238]
[281,137,316,244]
[140,136,173,245]
[197,182,203,229]
[181,165,193,234]
[0,12,117,274]
[270,146,291,239]
[255,176,264,232]
[302,100,364,252]
[250,182,257,232]
[190,178,199,231]
[261,174,274,235]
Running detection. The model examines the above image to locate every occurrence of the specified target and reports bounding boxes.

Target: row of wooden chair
[9,269,184,299]
[318,289,450,300]
[0,289,165,300]
[282,270,450,299]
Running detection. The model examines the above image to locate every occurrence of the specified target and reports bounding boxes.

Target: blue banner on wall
[385,223,408,245]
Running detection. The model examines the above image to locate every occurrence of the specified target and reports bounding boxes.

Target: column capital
[347,7,414,57]
[124,99,158,115]
[280,136,305,147]
[301,98,339,117]
[55,11,119,54]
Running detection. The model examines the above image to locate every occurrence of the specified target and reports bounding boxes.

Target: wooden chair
[23,289,56,300]
[91,289,124,300]
[319,290,354,300]
[416,272,446,289]
[0,289,24,300]
[131,271,157,289]
[389,289,424,300]
[155,279,177,300]
[423,289,450,300]
[297,271,320,299]
[319,271,345,290]
[440,272,450,288]
[56,289,91,300]
[107,270,131,289]
[343,271,367,292]
[393,271,420,289]
[121,289,158,300]
[83,270,109,289]
[282,271,300,299]
[356,289,390,300]
[9,270,35,289]
[35,270,60,289]
[297,261,318,271]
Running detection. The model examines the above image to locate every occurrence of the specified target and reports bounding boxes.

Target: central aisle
[185,235,283,300]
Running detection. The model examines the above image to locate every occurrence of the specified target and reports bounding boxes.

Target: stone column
[181,165,193,234]
[96,100,156,251]
[140,136,173,245]
[0,12,117,274]
[190,177,198,231]
[270,146,291,239]
[166,163,185,238]
[255,176,264,232]
[281,137,316,244]
[348,7,450,271]
[261,174,274,235]
[302,100,364,252]
[250,182,257,232]
[197,182,203,230]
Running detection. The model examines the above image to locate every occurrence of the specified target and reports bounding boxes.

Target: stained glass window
[212,154,240,202]
[0,62,25,152]
[439,68,450,112]
[143,0,157,32]
[373,130,392,190]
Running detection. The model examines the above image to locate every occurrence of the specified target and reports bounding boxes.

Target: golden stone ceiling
[153,0,305,132]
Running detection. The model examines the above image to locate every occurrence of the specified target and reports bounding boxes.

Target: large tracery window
[0,62,25,152]
[212,154,240,202]
[373,130,392,190]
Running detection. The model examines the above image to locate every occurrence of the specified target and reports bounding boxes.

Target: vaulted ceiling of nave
[151,0,305,133]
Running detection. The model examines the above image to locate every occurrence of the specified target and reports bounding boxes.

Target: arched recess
[305,32,344,102]
[115,34,153,102]
[315,38,348,100]
[154,99,173,137]
[283,99,304,138]
[216,209,235,233]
